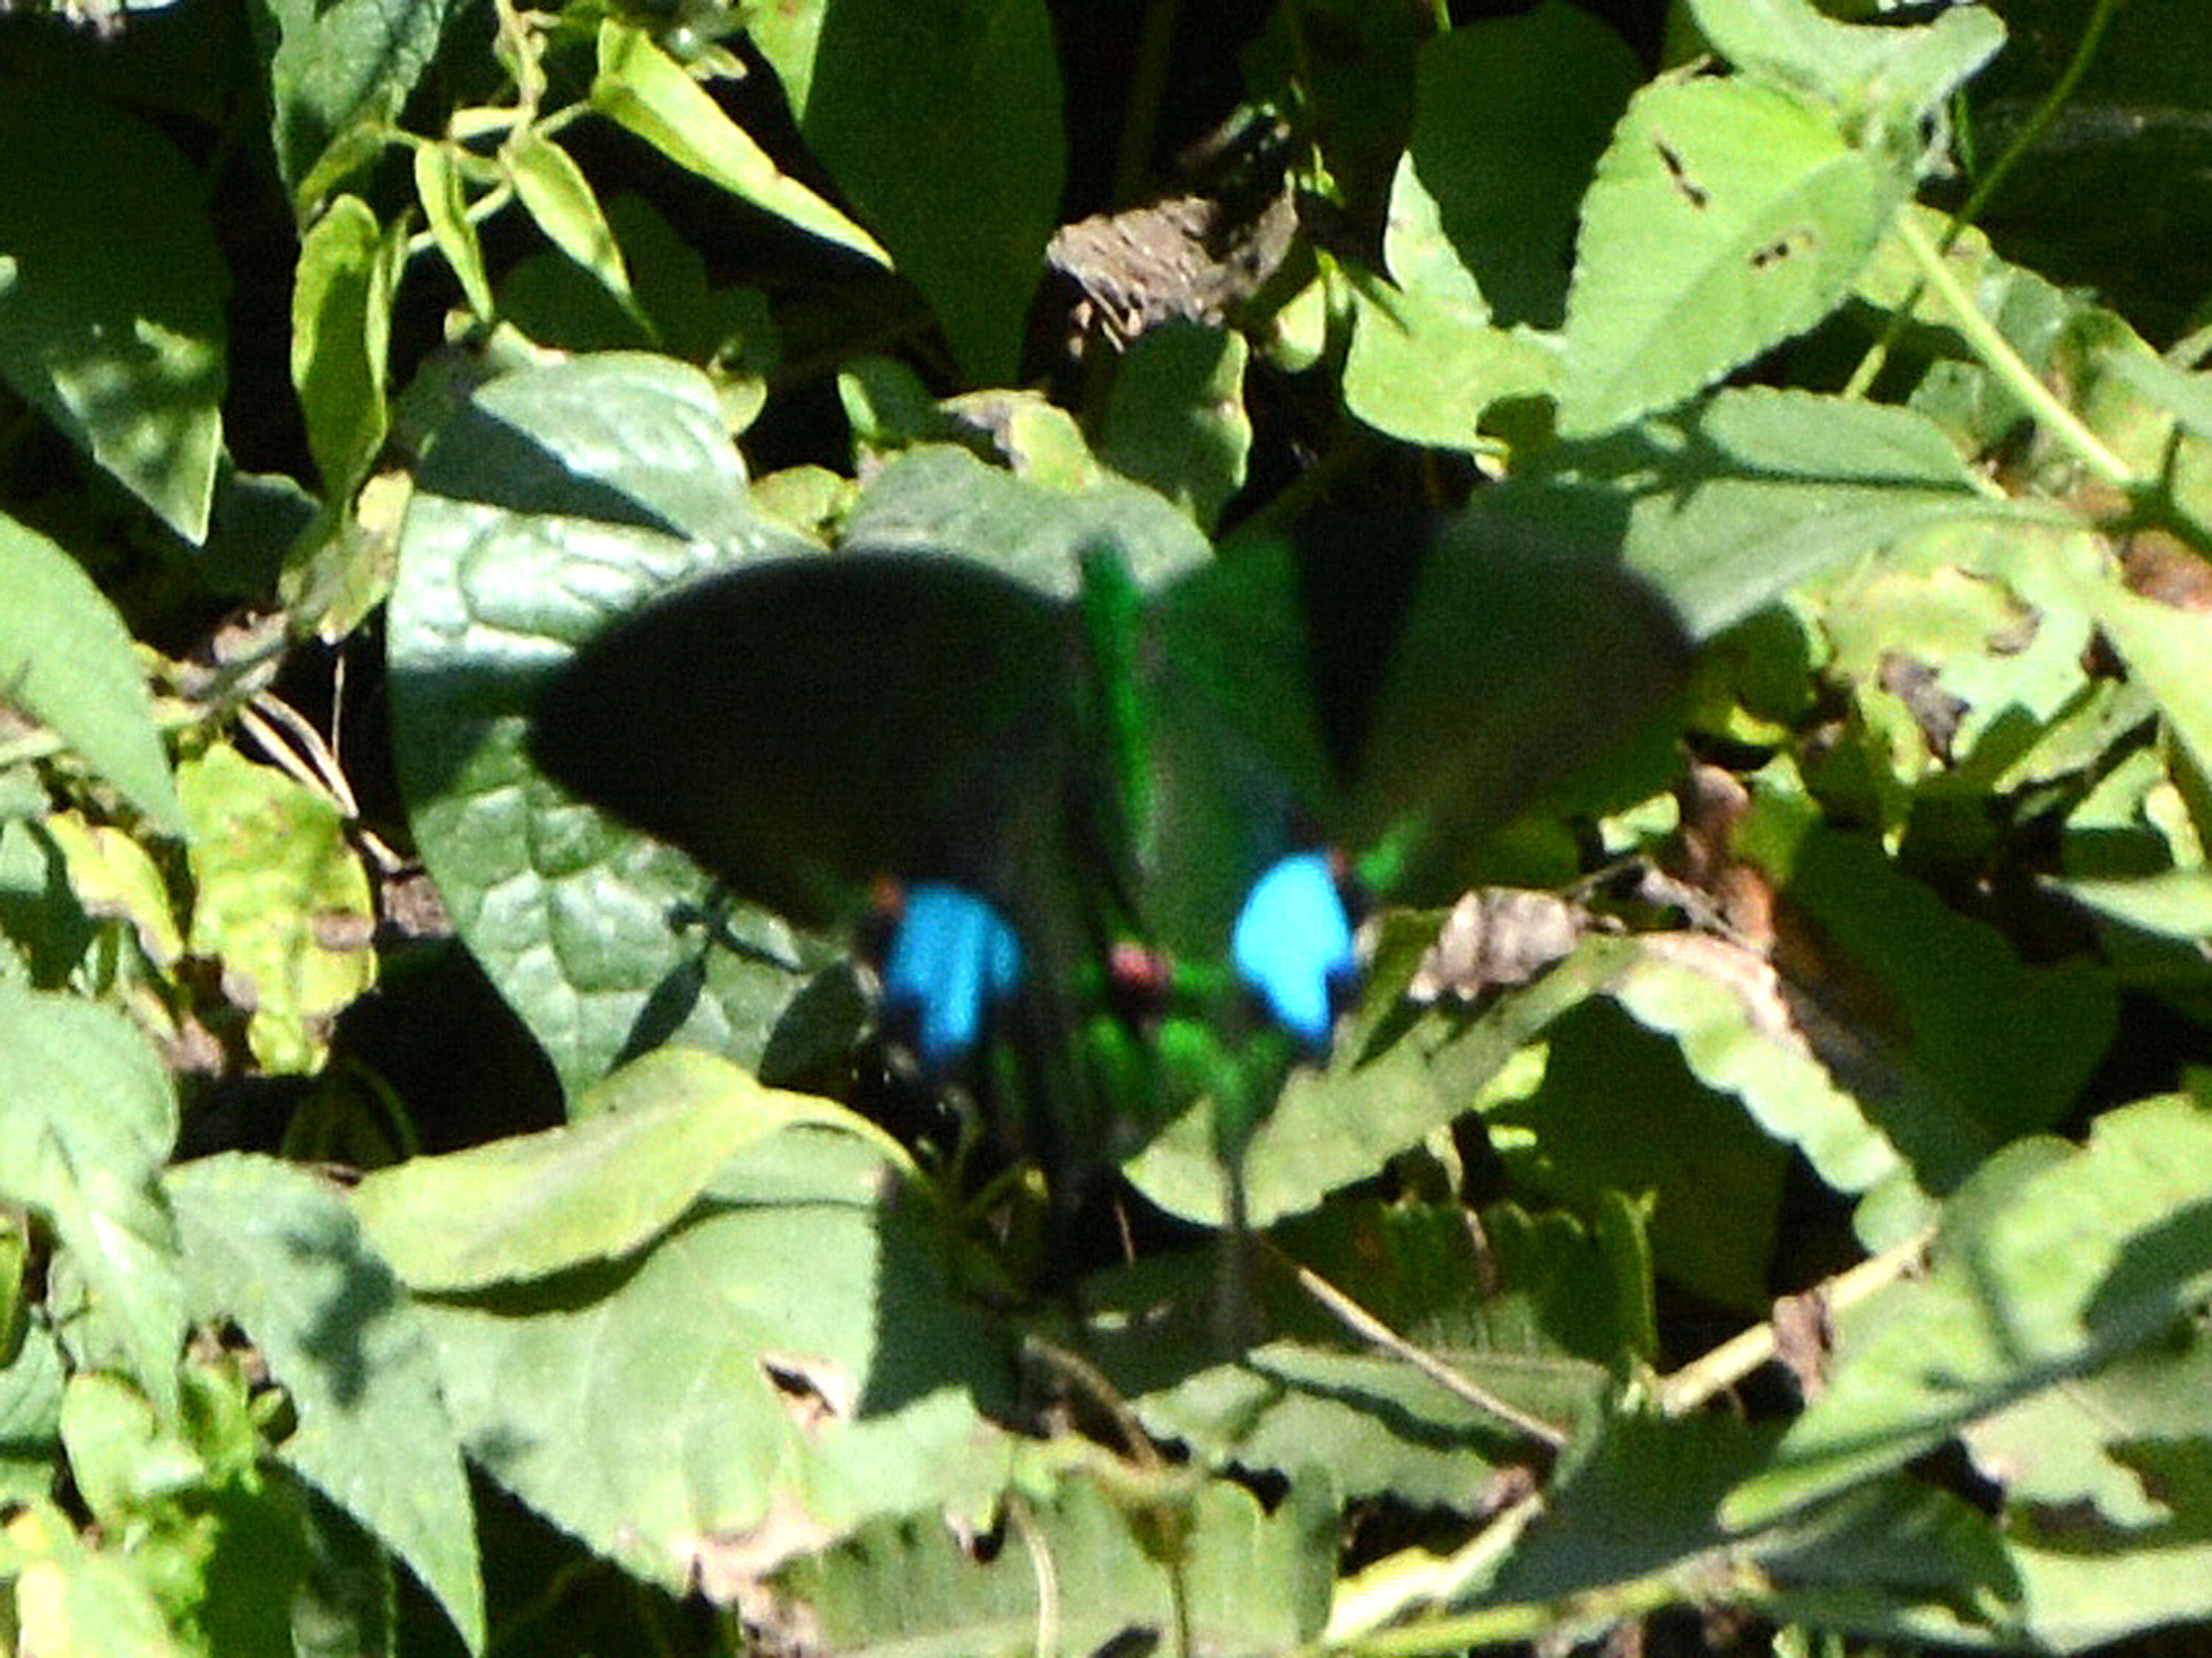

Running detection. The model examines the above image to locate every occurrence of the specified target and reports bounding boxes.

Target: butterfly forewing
[531,551,1079,930]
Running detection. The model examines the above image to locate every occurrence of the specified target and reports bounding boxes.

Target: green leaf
[1492,1414,2017,1634]
[503,131,646,329]
[0,1318,66,1508]
[412,142,495,322]
[2002,1432,2212,1651]
[351,1047,890,1292]
[1096,322,1249,531]
[1482,996,1788,1312]
[1504,388,2033,643]
[2084,577,2212,784]
[167,1153,484,1655]
[178,745,377,1075]
[1343,276,1559,452]
[1559,78,1905,435]
[743,0,826,116]
[1812,518,2099,803]
[0,983,183,1423]
[591,21,891,268]
[5,1498,188,1658]
[57,1372,204,1528]
[2057,868,2212,941]
[1725,1092,2212,1528]
[0,513,186,833]
[1966,1316,2212,1528]
[1338,1411,2014,1644]
[1609,935,1905,1199]
[42,813,186,969]
[257,0,453,197]
[787,0,1064,383]
[1737,807,2118,1210]
[388,352,827,1098]
[291,195,403,499]
[841,444,1213,593]
[0,88,225,543]
[1399,1,1641,330]
[771,1469,1336,1657]
[1688,0,2004,122]
[414,1122,1015,1596]
[2103,345,2212,447]
[1090,1202,1623,1503]
[1129,936,1645,1226]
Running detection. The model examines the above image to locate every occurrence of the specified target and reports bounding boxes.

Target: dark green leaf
[0,88,225,541]
[1400,1,1641,331]
[255,0,454,198]
[388,353,824,1098]
[785,0,1063,383]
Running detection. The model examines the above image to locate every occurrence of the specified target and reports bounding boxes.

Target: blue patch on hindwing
[1231,851,1357,1045]
[881,884,1025,1070]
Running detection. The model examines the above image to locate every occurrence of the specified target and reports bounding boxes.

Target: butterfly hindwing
[1147,510,1693,902]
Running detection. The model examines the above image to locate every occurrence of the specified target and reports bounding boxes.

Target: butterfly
[526,509,1689,1198]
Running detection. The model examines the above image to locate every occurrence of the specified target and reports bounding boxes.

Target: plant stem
[1896,212,2136,493]
[1652,1224,1935,1417]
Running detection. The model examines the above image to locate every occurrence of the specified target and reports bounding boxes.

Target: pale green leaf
[1559,78,1903,435]
[1688,0,2003,121]
[774,1470,1335,1657]
[2057,868,2212,941]
[591,22,890,268]
[7,1499,187,1658]
[1725,1093,2212,1528]
[1610,936,1905,1197]
[1965,1318,2212,1528]
[178,745,376,1074]
[291,195,403,498]
[0,513,185,832]
[57,1373,204,1528]
[1343,276,1559,452]
[2084,578,2212,783]
[0,90,226,542]
[0,983,182,1423]
[416,1124,1014,1595]
[351,1047,891,1291]
[413,142,495,321]
[2005,1470,2212,1652]
[167,1153,484,1654]
[504,131,643,324]
[42,813,186,968]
